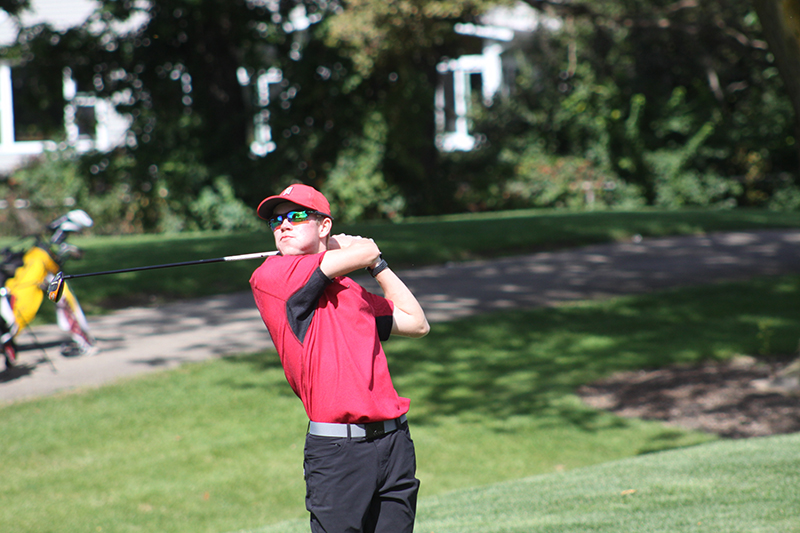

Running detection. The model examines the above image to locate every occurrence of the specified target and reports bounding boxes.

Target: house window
[11,62,64,142]
[239,66,283,157]
[435,54,495,152]
[73,102,97,138]
[63,69,106,149]
[435,5,556,152]
[0,62,132,173]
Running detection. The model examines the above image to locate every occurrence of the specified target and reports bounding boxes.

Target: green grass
[426,436,800,533]
[3,207,800,313]
[256,433,800,533]
[3,273,800,533]
[417,433,800,533]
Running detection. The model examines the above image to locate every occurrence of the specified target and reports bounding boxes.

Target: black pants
[304,424,419,533]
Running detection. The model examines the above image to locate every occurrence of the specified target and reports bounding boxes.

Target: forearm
[324,234,429,336]
[375,267,430,338]
[320,235,381,279]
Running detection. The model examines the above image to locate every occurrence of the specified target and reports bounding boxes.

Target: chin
[277,245,303,256]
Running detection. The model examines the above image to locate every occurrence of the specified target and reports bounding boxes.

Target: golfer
[250,184,429,532]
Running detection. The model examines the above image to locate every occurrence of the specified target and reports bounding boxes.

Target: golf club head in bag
[48,271,65,303]
[48,210,94,245]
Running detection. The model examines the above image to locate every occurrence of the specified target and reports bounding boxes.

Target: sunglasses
[268,210,326,231]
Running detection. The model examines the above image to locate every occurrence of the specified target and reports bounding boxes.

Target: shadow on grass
[385,276,800,432]
[217,351,300,400]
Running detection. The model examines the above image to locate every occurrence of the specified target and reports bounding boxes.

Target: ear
[318,216,333,239]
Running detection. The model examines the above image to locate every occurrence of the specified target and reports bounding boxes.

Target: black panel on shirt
[286,268,332,343]
[376,315,392,342]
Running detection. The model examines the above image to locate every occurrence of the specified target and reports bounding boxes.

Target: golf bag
[1,209,96,370]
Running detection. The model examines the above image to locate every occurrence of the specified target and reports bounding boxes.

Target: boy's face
[270,202,331,256]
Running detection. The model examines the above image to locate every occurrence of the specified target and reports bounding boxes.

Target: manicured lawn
[3,273,799,532]
[3,207,799,313]
[414,432,800,533]
[255,433,800,533]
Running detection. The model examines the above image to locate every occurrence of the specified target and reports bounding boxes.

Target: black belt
[308,414,408,439]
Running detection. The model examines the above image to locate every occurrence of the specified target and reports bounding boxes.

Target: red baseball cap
[257,184,333,220]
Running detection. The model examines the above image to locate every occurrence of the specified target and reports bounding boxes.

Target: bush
[505,147,645,210]
[322,112,406,223]
[189,176,260,231]
[0,149,188,235]
[0,150,91,236]
[768,180,800,212]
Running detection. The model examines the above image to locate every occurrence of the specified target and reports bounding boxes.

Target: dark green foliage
[446,0,798,212]
[0,0,798,231]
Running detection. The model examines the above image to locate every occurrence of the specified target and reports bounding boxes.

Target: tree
[1,0,498,226]
[0,0,28,16]
[310,0,497,214]
[1,0,292,229]
[752,0,800,170]
[455,0,797,210]
[2,0,798,229]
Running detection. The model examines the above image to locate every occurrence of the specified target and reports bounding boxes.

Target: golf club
[47,251,279,303]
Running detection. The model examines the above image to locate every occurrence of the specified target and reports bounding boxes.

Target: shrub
[0,150,91,236]
[189,176,261,231]
[768,179,800,212]
[505,147,645,210]
[322,112,406,223]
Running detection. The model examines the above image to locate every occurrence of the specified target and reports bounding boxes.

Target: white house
[0,0,144,174]
[435,2,560,152]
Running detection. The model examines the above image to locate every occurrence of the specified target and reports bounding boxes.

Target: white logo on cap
[281,186,293,197]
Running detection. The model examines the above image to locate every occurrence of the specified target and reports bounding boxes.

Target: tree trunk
[753,0,800,171]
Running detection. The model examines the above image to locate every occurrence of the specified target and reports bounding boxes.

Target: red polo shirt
[250,252,410,424]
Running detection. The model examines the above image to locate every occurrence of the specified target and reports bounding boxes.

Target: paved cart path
[3,229,800,404]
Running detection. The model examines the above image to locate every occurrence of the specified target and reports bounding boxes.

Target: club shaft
[63,251,278,280]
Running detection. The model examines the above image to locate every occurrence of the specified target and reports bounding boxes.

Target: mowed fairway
[3,273,800,532]
[255,433,800,533]
[2,210,800,532]
[414,432,800,533]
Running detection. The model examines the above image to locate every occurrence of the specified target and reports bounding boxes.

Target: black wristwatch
[367,256,389,277]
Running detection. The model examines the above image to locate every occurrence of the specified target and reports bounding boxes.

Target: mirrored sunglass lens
[269,211,312,230]
[287,211,310,223]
